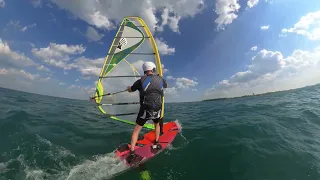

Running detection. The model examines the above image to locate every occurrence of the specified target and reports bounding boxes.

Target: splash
[174,119,188,142]
[25,169,47,180]
[0,133,129,180]
[19,154,49,180]
[174,119,183,132]
[65,152,128,180]
[165,119,189,151]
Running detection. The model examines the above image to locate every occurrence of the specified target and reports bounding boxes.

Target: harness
[140,74,163,117]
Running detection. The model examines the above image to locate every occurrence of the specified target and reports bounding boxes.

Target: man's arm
[127,79,141,92]
[163,79,168,88]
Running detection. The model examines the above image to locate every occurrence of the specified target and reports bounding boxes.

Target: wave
[63,153,128,180]
[0,134,127,180]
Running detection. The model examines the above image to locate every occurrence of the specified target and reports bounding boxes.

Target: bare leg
[154,122,160,142]
[130,124,143,151]
[160,118,163,134]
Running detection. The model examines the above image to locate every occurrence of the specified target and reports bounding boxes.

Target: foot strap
[126,152,144,165]
[150,143,162,154]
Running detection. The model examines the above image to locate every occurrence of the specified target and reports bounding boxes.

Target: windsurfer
[126,61,168,160]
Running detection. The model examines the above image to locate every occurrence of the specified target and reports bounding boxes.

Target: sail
[92,16,164,130]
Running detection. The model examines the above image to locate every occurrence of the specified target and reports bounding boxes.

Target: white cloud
[214,0,260,28]
[164,87,178,95]
[155,38,175,55]
[161,64,169,74]
[162,76,199,102]
[163,76,198,89]
[29,38,172,79]
[51,0,204,32]
[0,53,195,102]
[0,67,93,100]
[31,0,42,8]
[281,10,320,40]
[249,49,285,74]
[6,21,37,32]
[156,6,181,33]
[32,43,85,59]
[0,39,181,102]
[0,39,36,67]
[166,76,175,80]
[214,0,241,29]
[251,46,257,51]
[0,68,40,80]
[176,77,198,89]
[31,41,169,79]
[86,26,104,42]
[21,27,28,32]
[49,13,57,22]
[73,56,104,77]
[0,0,5,8]
[261,25,269,30]
[77,58,142,80]
[265,0,273,4]
[21,23,37,32]
[204,47,320,99]
[247,0,259,8]
[67,84,94,95]
[32,43,86,69]
[36,65,51,72]
[6,20,22,30]
[0,39,51,74]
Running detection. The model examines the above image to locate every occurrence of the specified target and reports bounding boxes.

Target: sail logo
[117,38,127,50]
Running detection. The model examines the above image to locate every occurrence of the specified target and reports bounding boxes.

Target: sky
[0,0,320,102]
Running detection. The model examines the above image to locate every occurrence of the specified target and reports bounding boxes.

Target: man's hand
[127,86,132,92]
[163,79,168,88]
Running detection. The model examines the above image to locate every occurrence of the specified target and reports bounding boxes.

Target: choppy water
[1,84,320,180]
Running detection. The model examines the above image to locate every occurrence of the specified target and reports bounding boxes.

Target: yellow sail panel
[93,16,164,129]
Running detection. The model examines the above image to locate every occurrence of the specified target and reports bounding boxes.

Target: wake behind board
[116,121,180,167]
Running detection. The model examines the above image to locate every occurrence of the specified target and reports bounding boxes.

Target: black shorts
[136,105,162,126]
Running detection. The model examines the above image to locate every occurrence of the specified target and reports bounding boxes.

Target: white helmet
[142,61,156,72]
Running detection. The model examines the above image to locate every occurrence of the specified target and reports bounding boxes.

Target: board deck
[115,121,180,167]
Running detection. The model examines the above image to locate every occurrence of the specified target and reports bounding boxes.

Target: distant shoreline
[202,92,274,102]
[202,84,319,102]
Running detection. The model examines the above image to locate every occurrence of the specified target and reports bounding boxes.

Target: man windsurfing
[126,61,168,162]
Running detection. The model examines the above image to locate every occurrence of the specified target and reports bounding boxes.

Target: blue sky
[1,0,320,102]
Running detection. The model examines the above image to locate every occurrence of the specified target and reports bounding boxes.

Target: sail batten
[107,53,155,55]
[93,16,164,130]
[114,37,150,38]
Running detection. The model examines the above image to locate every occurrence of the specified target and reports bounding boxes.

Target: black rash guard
[131,74,168,109]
